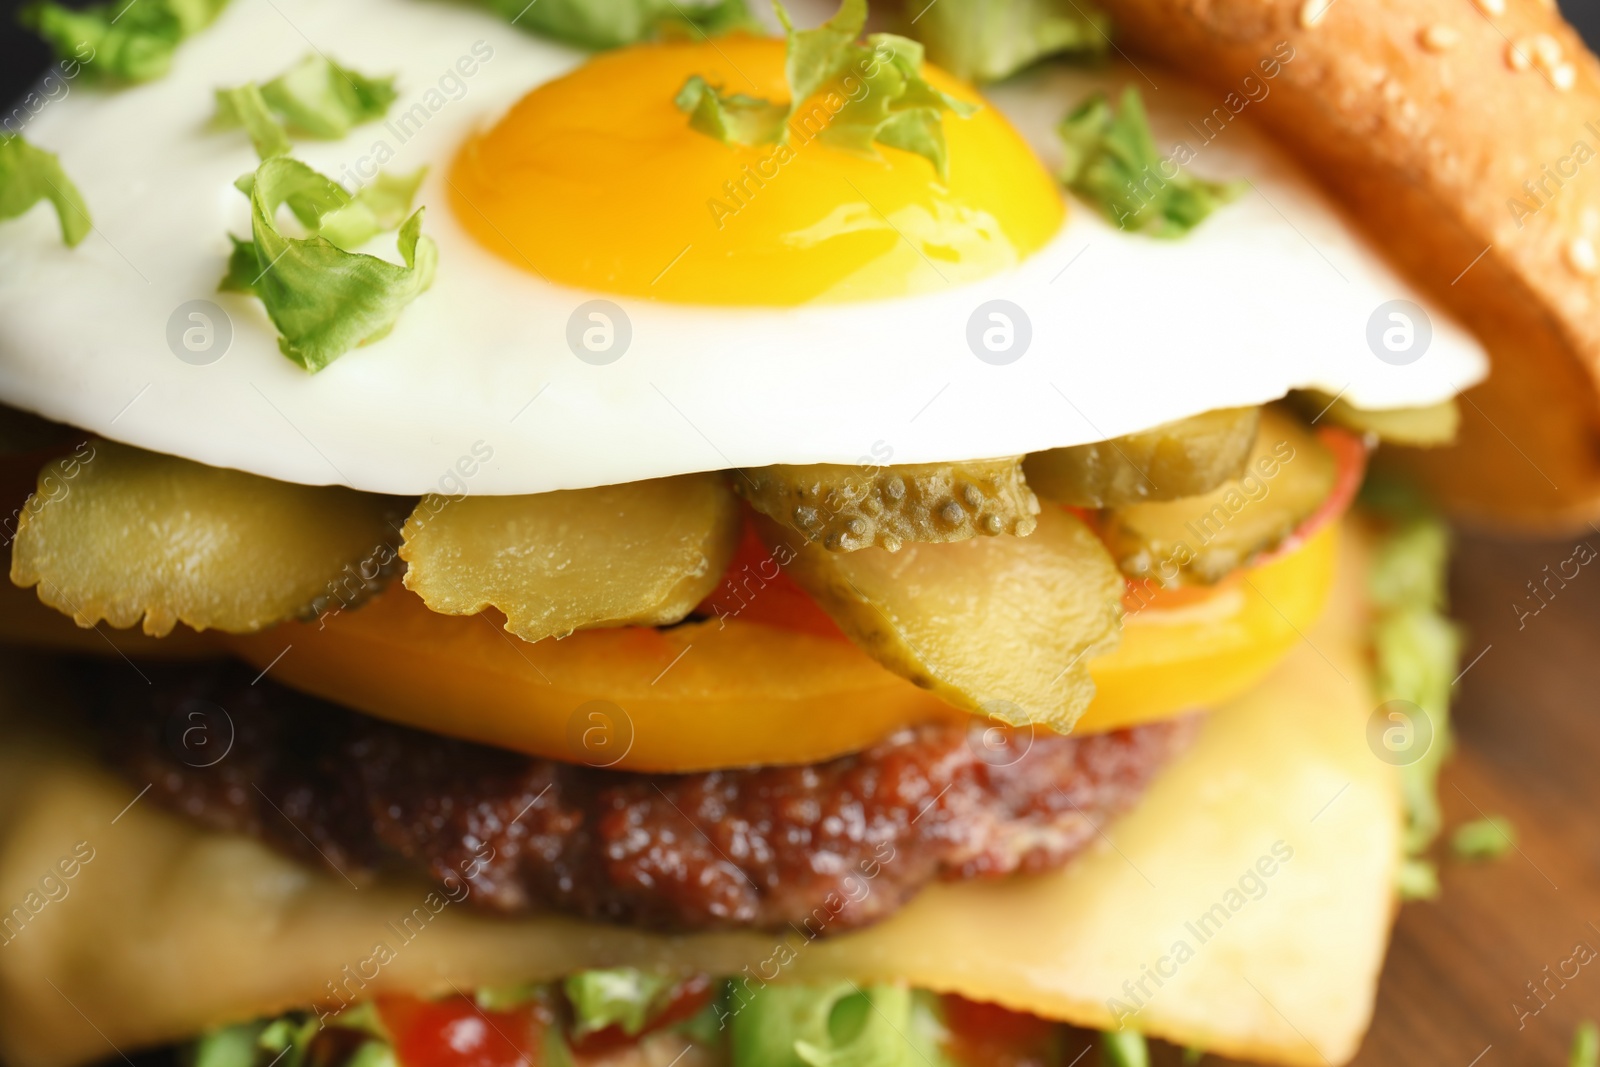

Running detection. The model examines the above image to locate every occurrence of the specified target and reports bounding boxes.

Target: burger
[0,0,1590,1064]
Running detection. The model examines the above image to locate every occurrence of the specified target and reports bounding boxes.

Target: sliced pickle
[1100,408,1337,586]
[1024,406,1260,507]
[9,440,401,636]
[1294,391,1459,446]
[772,506,1123,732]
[735,458,1039,552]
[400,473,741,643]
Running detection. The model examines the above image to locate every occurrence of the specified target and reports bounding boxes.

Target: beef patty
[85,661,1197,934]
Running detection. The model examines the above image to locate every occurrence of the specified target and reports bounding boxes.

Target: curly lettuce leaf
[20,0,230,84]
[473,0,753,50]
[1360,477,1464,857]
[675,75,789,145]
[564,968,676,1038]
[730,983,956,1067]
[676,0,977,177]
[217,54,398,154]
[1058,86,1244,237]
[221,157,436,372]
[905,0,1109,83]
[0,136,90,246]
[214,85,292,159]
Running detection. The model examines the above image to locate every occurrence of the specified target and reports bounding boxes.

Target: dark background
[4,2,1600,1066]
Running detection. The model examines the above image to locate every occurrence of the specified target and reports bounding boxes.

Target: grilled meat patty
[87,661,1196,934]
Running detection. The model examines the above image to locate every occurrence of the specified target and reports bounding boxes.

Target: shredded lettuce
[1574,1021,1600,1067]
[216,54,398,158]
[564,968,676,1038]
[194,1005,393,1067]
[675,0,978,178]
[1101,1029,1150,1067]
[1360,474,1464,862]
[1058,87,1244,237]
[904,0,1110,83]
[675,76,790,145]
[20,0,230,84]
[473,0,753,50]
[1451,816,1515,861]
[729,983,956,1067]
[221,157,436,372]
[0,135,90,246]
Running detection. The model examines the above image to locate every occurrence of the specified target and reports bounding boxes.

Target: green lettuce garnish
[674,0,978,179]
[905,0,1110,83]
[1450,816,1515,861]
[1360,474,1464,864]
[1101,1029,1150,1067]
[730,983,956,1067]
[194,1005,393,1067]
[1058,86,1244,237]
[20,0,230,84]
[221,157,436,372]
[216,55,398,157]
[473,0,753,50]
[0,136,90,246]
[564,968,676,1038]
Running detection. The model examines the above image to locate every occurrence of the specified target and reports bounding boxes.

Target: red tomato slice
[939,995,1061,1067]
[379,995,550,1067]
[565,974,715,1056]
[695,515,843,638]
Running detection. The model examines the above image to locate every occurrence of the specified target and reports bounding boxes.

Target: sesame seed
[1508,41,1533,71]
[1472,0,1505,16]
[1299,0,1332,28]
[1553,62,1577,91]
[1421,24,1460,51]
[1567,237,1598,276]
[1532,34,1563,66]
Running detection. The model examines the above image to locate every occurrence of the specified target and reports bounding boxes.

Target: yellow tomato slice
[1081,521,1337,732]
[225,525,1337,773]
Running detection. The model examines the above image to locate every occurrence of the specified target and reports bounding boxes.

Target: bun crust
[1099,0,1600,529]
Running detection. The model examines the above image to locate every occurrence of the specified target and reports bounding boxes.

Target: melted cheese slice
[0,527,1397,1067]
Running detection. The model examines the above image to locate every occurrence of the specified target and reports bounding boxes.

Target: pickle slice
[1100,408,1336,586]
[772,506,1123,733]
[400,473,741,643]
[1024,407,1260,507]
[9,440,401,636]
[735,458,1039,552]
[1294,391,1459,446]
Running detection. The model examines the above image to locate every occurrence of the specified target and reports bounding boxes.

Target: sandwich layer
[0,0,1484,495]
[0,522,1398,1067]
[86,659,1194,932]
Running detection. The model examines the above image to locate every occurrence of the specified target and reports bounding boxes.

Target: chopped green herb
[905,0,1110,83]
[1058,86,1244,237]
[1100,1028,1150,1067]
[20,0,230,84]
[221,156,436,372]
[473,0,754,50]
[0,135,90,246]
[563,968,676,1038]
[1395,857,1440,901]
[1451,816,1515,861]
[675,0,978,178]
[216,54,398,158]
[1572,1020,1599,1067]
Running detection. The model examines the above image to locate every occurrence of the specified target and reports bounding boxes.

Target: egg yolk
[449,35,1063,305]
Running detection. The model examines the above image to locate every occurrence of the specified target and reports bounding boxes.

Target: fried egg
[0,0,1486,494]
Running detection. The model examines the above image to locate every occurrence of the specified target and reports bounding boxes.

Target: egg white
[0,0,1487,495]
